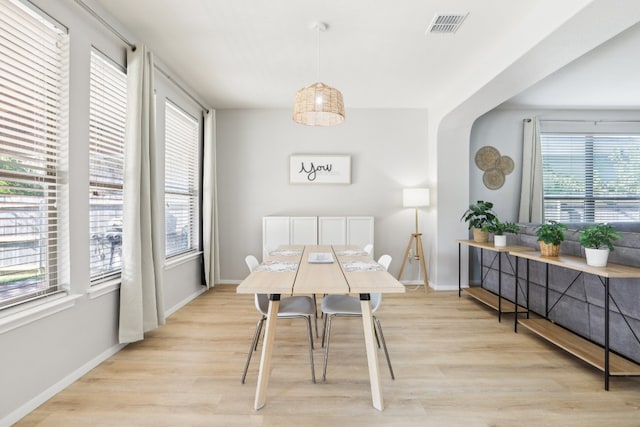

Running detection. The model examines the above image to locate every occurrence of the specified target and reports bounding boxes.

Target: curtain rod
[73,0,209,112]
[539,119,640,124]
[72,0,133,48]
[153,65,208,112]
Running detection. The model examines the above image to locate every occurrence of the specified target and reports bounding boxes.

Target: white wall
[0,1,205,424]
[469,111,525,221]
[464,108,640,282]
[3,0,640,424]
[216,108,431,284]
[431,1,640,291]
[470,108,640,217]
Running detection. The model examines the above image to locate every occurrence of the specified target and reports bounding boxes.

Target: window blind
[89,49,126,282]
[0,0,68,308]
[541,133,640,223]
[164,101,199,258]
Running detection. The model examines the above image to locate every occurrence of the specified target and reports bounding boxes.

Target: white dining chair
[241,255,316,384]
[320,254,395,381]
[363,243,373,256]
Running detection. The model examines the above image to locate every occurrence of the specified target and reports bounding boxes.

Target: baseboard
[2,282,217,426]
[216,279,241,285]
[400,279,424,286]
[165,285,208,317]
[2,343,126,427]
[3,286,208,426]
[431,282,459,291]
[400,279,459,292]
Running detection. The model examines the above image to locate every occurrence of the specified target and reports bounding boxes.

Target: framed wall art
[289,154,351,184]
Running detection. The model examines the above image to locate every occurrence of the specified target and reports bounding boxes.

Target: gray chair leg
[373,323,381,348]
[253,317,265,352]
[321,313,329,348]
[374,316,395,380]
[309,295,320,338]
[241,316,265,384]
[313,294,318,317]
[304,315,316,383]
[243,314,317,384]
[322,315,334,382]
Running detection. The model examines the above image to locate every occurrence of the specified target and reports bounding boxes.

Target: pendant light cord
[315,25,321,82]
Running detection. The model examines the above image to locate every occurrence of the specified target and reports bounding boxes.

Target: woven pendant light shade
[293,82,345,126]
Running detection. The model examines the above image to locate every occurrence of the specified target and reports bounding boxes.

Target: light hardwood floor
[17,285,640,427]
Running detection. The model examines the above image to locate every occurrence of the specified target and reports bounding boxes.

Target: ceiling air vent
[427,13,468,34]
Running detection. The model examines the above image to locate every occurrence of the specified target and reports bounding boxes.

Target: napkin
[269,249,302,256]
[256,261,298,272]
[335,250,368,256]
[341,261,384,272]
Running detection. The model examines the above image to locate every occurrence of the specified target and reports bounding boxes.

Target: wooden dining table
[236,244,406,411]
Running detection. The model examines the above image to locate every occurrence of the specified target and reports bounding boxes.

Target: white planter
[584,247,610,267]
[493,235,507,247]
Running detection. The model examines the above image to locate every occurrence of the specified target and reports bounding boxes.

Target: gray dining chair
[320,254,395,381]
[241,255,316,384]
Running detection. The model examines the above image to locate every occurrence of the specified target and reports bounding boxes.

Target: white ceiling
[92,0,638,110]
[504,20,640,109]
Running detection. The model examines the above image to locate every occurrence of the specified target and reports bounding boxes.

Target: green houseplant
[579,223,621,267]
[535,220,568,257]
[461,200,497,243]
[483,219,520,247]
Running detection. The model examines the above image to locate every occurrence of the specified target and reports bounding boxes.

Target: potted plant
[579,223,621,267]
[483,219,520,247]
[460,200,497,243]
[535,220,568,257]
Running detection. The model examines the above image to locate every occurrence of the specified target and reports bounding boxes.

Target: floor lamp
[397,188,429,292]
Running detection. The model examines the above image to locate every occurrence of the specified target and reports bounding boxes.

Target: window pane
[164,101,199,258]
[0,0,68,308]
[165,193,195,256]
[89,50,126,282]
[542,135,586,196]
[541,133,640,223]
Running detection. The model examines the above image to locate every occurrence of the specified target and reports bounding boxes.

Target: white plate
[308,252,334,263]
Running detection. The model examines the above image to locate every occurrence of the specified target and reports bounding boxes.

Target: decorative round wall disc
[483,168,505,190]
[497,155,514,175]
[475,146,500,171]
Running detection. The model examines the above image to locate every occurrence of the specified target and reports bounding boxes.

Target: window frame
[540,129,640,223]
[88,48,127,284]
[0,0,69,309]
[163,99,201,259]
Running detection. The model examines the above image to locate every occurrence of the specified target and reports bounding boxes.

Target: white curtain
[119,45,165,343]
[202,109,219,288]
[518,117,544,223]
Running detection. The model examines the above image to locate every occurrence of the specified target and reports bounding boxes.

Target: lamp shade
[403,188,430,208]
[293,82,345,126]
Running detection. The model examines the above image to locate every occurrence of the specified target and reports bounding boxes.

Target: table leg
[458,243,461,297]
[545,264,550,319]
[480,249,484,287]
[514,255,519,333]
[360,293,383,411]
[604,278,610,391]
[526,260,530,319]
[498,252,502,322]
[254,294,280,410]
